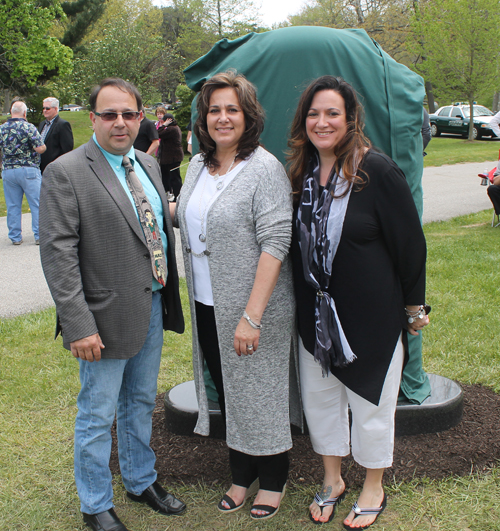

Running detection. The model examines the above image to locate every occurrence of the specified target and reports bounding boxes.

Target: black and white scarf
[297,157,357,374]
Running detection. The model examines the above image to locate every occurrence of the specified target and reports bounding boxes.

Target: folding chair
[478,148,500,227]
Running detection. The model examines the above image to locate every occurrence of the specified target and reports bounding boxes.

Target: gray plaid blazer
[39,138,184,359]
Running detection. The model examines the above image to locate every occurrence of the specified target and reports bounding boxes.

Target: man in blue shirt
[39,79,185,531]
[0,101,46,244]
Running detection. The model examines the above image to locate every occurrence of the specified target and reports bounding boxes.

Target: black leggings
[229,449,289,492]
[160,162,182,200]
[195,301,289,493]
[195,301,226,419]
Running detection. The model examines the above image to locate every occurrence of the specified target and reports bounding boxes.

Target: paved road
[421,160,494,223]
[1,160,496,319]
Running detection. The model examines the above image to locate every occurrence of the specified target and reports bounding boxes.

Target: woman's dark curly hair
[287,76,371,200]
[194,70,265,171]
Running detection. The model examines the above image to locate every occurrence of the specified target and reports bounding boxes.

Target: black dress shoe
[127,481,186,515]
[82,508,130,531]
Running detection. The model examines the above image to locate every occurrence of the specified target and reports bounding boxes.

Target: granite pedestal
[164,373,463,439]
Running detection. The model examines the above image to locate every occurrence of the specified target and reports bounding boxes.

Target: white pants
[299,335,404,469]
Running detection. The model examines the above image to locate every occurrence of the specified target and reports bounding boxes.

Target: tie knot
[122,155,133,169]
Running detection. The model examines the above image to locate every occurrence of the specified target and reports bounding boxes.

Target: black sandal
[250,485,286,520]
[217,479,259,513]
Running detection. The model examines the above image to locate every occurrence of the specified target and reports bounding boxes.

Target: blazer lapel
[85,140,146,244]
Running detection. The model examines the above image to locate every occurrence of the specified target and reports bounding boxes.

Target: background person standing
[133,108,160,155]
[489,109,500,138]
[157,113,184,200]
[38,97,74,172]
[0,101,46,245]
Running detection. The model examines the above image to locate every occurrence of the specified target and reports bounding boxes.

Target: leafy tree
[162,0,262,68]
[72,0,183,103]
[72,12,182,104]
[162,0,216,66]
[362,1,414,62]
[288,0,414,63]
[201,0,260,37]
[409,0,500,139]
[83,0,158,42]
[1,0,110,113]
[174,83,195,149]
[289,0,355,28]
[0,0,73,96]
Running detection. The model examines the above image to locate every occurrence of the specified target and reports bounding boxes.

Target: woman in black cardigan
[157,113,184,200]
[288,76,429,529]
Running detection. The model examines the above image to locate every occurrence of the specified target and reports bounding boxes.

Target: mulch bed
[110,383,500,488]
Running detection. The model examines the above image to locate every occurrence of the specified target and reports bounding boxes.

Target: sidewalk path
[422,160,493,223]
[1,160,496,319]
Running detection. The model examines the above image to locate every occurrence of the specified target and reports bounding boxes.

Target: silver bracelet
[242,311,262,330]
[405,304,431,324]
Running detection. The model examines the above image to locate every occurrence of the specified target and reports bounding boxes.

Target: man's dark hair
[89,78,142,112]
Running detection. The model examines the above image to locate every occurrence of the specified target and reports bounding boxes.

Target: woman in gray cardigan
[174,71,300,520]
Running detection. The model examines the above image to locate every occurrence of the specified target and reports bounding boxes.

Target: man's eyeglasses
[42,107,53,111]
[94,111,141,122]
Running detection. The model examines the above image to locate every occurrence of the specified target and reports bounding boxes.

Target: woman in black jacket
[157,113,184,200]
[288,76,430,529]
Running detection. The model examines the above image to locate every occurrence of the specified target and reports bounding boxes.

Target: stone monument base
[164,373,463,439]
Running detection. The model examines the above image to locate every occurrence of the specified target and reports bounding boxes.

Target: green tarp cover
[184,25,425,216]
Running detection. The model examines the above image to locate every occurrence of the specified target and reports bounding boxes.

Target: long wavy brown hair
[194,70,265,171]
[287,76,371,201]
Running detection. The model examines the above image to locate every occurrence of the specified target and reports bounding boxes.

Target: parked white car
[62,104,85,111]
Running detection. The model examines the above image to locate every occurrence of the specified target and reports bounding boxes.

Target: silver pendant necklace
[198,156,236,243]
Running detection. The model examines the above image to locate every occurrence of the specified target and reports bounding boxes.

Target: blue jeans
[2,166,41,242]
[74,292,163,515]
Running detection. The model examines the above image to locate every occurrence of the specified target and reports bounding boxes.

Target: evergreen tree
[60,0,108,50]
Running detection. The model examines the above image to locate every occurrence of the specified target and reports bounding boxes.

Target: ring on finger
[247,344,254,351]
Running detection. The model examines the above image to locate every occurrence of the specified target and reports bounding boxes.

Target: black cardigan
[157,123,184,165]
[291,150,426,405]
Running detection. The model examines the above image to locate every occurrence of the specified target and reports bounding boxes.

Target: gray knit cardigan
[176,146,302,455]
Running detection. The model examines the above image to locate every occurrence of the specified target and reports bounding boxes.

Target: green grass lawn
[0,210,499,530]
[424,135,500,167]
[63,110,94,147]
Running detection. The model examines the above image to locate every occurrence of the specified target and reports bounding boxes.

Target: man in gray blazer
[39,78,185,531]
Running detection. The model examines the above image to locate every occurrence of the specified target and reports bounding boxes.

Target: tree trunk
[493,91,500,113]
[425,81,436,113]
[468,96,475,141]
[217,0,223,37]
[3,89,11,114]
[350,0,365,25]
